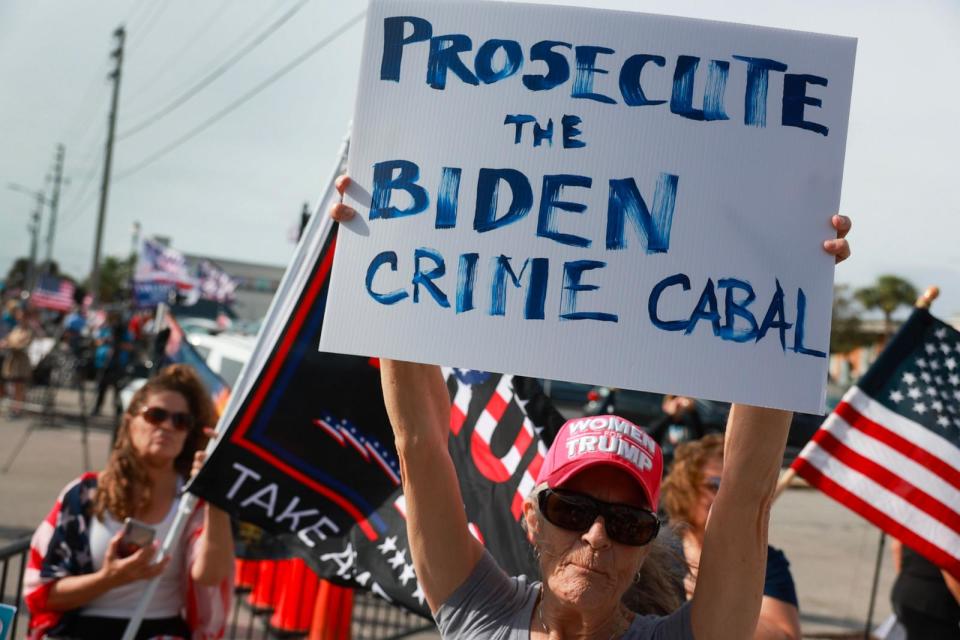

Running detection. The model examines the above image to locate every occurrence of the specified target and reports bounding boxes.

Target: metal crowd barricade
[0,537,29,640]
[227,558,436,639]
[1,536,435,639]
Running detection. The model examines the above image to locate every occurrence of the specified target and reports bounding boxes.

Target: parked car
[583,387,730,431]
[581,385,846,465]
[538,379,594,405]
[120,330,256,410]
[185,332,256,387]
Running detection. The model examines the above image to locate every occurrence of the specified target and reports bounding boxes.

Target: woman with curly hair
[24,364,234,639]
[662,434,801,640]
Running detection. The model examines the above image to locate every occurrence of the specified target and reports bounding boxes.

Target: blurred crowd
[0,290,157,419]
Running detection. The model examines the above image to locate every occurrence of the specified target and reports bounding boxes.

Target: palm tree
[854,275,918,338]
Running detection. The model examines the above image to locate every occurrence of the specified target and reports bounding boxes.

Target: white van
[185,332,256,388]
[120,331,256,409]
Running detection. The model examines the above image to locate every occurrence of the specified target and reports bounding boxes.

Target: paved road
[0,388,894,638]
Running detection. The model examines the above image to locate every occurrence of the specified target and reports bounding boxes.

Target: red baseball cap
[536,414,663,509]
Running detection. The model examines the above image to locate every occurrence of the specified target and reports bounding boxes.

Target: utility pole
[130,221,141,260]
[44,144,66,272]
[8,183,47,292]
[27,193,43,292]
[298,202,310,240]
[90,26,125,303]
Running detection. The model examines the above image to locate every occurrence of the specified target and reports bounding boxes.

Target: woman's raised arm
[689,404,792,640]
[380,360,485,613]
[330,178,483,613]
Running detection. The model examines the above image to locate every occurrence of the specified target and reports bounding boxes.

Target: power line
[57,65,110,145]
[123,0,152,29]
[123,1,294,112]
[124,0,171,58]
[118,0,312,140]
[114,10,365,181]
[59,146,104,230]
[121,0,232,106]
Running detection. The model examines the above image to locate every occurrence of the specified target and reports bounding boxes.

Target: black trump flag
[188,214,564,614]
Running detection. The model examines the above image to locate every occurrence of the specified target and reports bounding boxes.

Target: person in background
[0,299,14,407]
[91,311,134,418]
[647,395,707,468]
[63,306,87,357]
[24,364,233,639]
[661,434,801,640]
[890,538,960,639]
[0,306,35,417]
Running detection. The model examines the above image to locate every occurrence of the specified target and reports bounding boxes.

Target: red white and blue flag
[30,275,75,311]
[133,238,198,306]
[792,308,960,578]
[197,260,237,303]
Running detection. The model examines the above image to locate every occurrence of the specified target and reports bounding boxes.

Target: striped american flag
[31,275,75,311]
[792,308,960,578]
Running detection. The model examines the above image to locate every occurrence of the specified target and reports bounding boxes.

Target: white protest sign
[320,0,856,414]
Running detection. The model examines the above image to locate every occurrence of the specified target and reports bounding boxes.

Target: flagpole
[861,285,939,640]
[120,493,198,640]
[772,468,795,501]
[120,129,351,640]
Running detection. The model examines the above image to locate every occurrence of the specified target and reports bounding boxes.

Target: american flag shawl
[23,473,231,639]
[792,308,960,578]
[30,276,75,312]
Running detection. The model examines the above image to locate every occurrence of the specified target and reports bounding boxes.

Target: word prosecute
[382,16,831,136]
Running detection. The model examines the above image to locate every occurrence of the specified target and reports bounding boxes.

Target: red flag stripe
[835,400,960,490]
[845,387,960,470]
[450,403,466,436]
[794,456,960,580]
[811,429,960,533]
[816,412,960,509]
[470,431,511,482]
[485,389,509,422]
[527,451,545,481]
[796,442,960,562]
[514,423,533,455]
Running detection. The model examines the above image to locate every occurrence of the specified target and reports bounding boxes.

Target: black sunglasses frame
[140,406,194,431]
[537,488,660,547]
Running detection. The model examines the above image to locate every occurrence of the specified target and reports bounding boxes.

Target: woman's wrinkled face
[691,456,723,532]
[129,390,190,467]
[524,466,652,610]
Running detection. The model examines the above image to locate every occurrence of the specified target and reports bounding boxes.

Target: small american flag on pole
[792,307,960,578]
[31,275,76,311]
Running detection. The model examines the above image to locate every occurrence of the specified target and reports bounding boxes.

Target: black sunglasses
[140,406,194,431]
[537,488,660,546]
[702,476,721,494]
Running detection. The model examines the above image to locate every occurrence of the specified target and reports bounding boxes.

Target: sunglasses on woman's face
[537,488,660,547]
[702,476,722,494]
[140,406,194,431]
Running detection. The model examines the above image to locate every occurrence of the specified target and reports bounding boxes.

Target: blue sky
[1,0,957,317]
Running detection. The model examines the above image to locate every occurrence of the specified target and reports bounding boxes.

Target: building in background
[181,253,284,325]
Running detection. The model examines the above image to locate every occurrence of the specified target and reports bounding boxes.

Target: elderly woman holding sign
[332,175,850,638]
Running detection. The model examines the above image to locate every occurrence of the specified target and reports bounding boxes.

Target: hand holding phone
[117,517,156,559]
